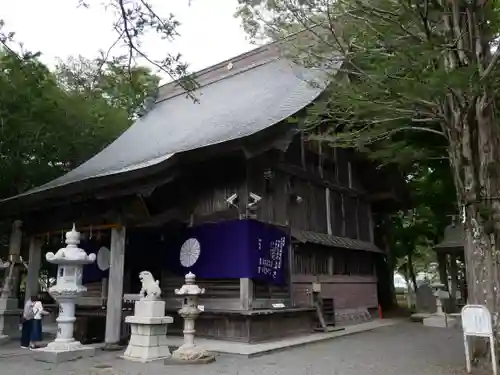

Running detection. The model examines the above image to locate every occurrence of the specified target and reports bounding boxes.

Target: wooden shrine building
[0,39,404,344]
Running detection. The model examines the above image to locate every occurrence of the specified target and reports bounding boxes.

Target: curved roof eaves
[3,57,333,203]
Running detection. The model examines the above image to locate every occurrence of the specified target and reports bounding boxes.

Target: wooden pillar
[101,278,108,301]
[449,252,458,303]
[340,195,346,236]
[347,161,353,188]
[240,278,253,310]
[437,252,448,287]
[104,226,126,349]
[25,237,42,302]
[238,161,254,310]
[300,131,306,169]
[287,239,295,307]
[325,188,332,235]
[368,204,375,243]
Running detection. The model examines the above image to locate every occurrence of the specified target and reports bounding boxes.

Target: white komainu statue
[139,271,162,300]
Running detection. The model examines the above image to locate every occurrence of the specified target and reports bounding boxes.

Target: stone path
[164,319,398,356]
[0,322,469,375]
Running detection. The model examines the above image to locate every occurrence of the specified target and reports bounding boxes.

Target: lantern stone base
[0,298,21,344]
[33,341,96,363]
[423,314,457,328]
[166,346,215,365]
[121,300,173,363]
[165,354,216,365]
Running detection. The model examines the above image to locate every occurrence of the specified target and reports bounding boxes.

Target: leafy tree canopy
[237,0,472,292]
[236,0,500,177]
[0,36,159,200]
[379,163,456,287]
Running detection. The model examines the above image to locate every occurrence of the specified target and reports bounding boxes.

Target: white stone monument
[122,271,173,363]
[33,225,97,363]
[166,272,215,365]
[423,282,457,328]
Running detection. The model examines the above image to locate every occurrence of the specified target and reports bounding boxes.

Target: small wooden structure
[434,223,467,308]
[0,38,404,344]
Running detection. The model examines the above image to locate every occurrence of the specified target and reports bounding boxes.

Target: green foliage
[0,47,159,200]
[236,0,500,166]
[381,164,455,278]
[236,0,500,280]
[55,55,160,119]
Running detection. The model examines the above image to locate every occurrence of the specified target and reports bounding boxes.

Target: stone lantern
[169,272,215,364]
[423,282,457,328]
[431,282,449,315]
[33,225,97,363]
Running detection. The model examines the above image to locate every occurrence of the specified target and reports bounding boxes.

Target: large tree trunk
[438,1,500,363]
[407,251,418,291]
[447,94,500,363]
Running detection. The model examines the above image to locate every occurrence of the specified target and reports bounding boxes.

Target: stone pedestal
[0,298,21,344]
[122,300,173,362]
[423,314,458,328]
[0,251,20,345]
[33,342,96,364]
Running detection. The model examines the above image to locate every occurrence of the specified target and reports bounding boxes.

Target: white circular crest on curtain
[180,238,201,267]
[96,246,111,271]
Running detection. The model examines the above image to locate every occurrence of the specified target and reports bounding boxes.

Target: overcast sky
[1,0,256,79]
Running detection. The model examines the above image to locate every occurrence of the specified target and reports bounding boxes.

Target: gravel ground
[0,322,468,375]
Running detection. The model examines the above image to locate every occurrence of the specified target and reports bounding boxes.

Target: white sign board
[461,305,497,375]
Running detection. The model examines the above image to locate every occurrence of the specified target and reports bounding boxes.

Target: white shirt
[32,301,44,320]
[23,300,34,320]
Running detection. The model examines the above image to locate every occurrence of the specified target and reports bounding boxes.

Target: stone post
[25,237,42,302]
[33,225,97,363]
[168,272,215,364]
[0,220,23,344]
[240,278,253,310]
[448,253,459,308]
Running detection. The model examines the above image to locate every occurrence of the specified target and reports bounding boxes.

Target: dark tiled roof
[291,229,383,253]
[434,224,464,250]
[2,43,335,204]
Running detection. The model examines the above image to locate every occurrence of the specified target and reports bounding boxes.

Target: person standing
[30,296,49,349]
[20,296,35,349]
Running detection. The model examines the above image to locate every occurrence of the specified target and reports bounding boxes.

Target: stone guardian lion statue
[138,271,162,300]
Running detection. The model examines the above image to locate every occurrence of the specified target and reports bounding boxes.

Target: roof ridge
[156,42,281,102]
[155,26,335,103]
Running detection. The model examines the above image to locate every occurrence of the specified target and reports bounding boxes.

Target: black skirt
[30,319,42,342]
